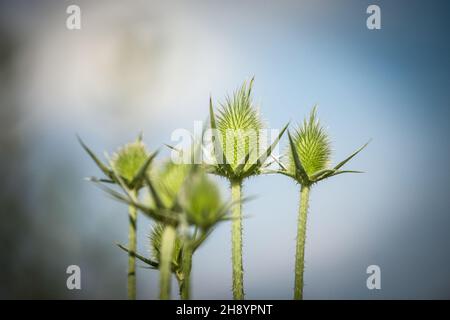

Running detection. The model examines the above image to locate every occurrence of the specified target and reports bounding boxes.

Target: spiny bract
[288,106,331,178]
[112,141,149,184]
[150,224,182,266]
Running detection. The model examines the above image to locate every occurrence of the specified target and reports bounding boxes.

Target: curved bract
[150,223,183,267]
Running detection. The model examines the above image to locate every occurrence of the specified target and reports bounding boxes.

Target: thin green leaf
[117,244,159,268]
[85,177,114,184]
[333,170,364,175]
[92,175,177,224]
[287,131,309,183]
[209,97,231,171]
[105,152,136,200]
[77,135,112,177]
[333,140,371,171]
[263,169,297,179]
[145,173,165,209]
[130,150,158,188]
[316,170,364,182]
[164,143,182,154]
[192,228,214,251]
[309,169,335,181]
[89,178,132,202]
[235,150,252,176]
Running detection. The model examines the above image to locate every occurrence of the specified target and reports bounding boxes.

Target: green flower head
[150,224,182,266]
[283,106,369,186]
[209,78,288,181]
[216,78,264,170]
[182,173,223,230]
[112,140,149,183]
[289,106,331,177]
[151,161,190,210]
[78,134,157,191]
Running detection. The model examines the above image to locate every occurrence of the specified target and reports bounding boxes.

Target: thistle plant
[78,134,156,299]
[119,162,230,299]
[87,156,181,300]
[207,78,288,299]
[147,224,184,295]
[276,107,369,300]
[137,161,189,300]
[120,222,207,300]
[78,82,369,301]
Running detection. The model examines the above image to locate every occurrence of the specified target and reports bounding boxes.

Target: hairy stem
[127,190,138,300]
[180,242,193,300]
[294,185,310,300]
[231,179,244,300]
[159,225,176,300]
[176,273,184,299]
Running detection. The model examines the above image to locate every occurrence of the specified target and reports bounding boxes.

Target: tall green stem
[180,243,193,300]
[159,225,176,300]
[127,190,138,300]
[294,185,310,300]
[231,179,244,300]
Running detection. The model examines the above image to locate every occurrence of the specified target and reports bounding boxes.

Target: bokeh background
[1,0,450,299]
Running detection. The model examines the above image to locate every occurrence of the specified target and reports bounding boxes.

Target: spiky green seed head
[111,140,149,184]
[216,79,264,170]
[149,224,182,266]
[183,173,223,230]
[289,107,331,178]
[153,161,190,209]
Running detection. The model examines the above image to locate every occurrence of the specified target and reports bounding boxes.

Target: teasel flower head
[288,106,331,178]
[208,78,288,181]
[152,161,190,210]
[280,106,369,187]
[78,133,157,191]
[111,139,149,187]
[217,79,263,168]
[150,223,183,267]
[181,171,225,230]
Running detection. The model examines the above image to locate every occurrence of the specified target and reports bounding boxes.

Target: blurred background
[1,0,450,299]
